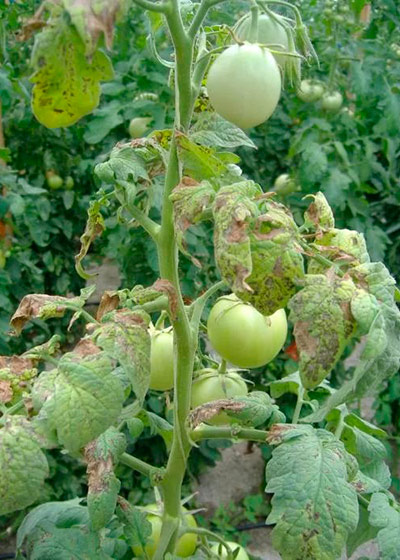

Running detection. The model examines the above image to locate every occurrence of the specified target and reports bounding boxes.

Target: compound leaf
[265,424,359,560]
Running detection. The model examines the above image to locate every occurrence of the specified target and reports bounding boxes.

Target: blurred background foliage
[1,0,400,542]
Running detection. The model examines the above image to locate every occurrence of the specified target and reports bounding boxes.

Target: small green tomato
[321,91,343,111]
[149,329,174,391]
[132,504,197,559]
[46,173,63,190]
[207,294,288,369]
[129,117,152,138]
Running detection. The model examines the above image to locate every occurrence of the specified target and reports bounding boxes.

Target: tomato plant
[1,2,400,560]
[207,294,287,369]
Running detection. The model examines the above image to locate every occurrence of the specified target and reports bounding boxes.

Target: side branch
[189,0,229,39]
[132,0,171,13]
[190,425,269,442]
[120,452,162,479]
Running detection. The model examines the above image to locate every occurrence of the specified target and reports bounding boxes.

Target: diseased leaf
[225,391,284,427]
[213,182,304,314]
[304,263,400,421]
[11,287,96,334]
[308,228,370,275]
[265,424,359,560]
[62,0,127,55]
[75,193,109,280]
[303,193,335,232]
[16,499,88,549]
[94,309,151,403]
[369,493,400,560]
[130,279,177,319]
[30,20,113,128]
[176,133,230,181]
[85,427,126,530]
[0,355,37,403]
[170,178,215,264]
[139,410,173,450]
[117,497,152,550]
[42,341,124,453]
[289,274,356,388]
[0,418,49,516]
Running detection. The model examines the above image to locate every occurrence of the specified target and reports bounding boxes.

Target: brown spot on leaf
[189,399,245,428]
[266,424,295,445]
[96,291,121,321]
[0,355,33,374]
[0,381,13,403]
[72,338,101,359]
[85,439,113,494]
[11,294,71,334]
[152,279,178,320]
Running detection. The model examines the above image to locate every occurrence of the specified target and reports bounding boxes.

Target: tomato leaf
[117,497,152,550]
[93,309,151,404]
[62,0,126,55]
[85,427,126,530]
[304,263,400,420]
[213,182,304,314]
[0,418,49,516]
[170,178,215,264]
[42,340,125,453]
[346,502,378,558]
[190,112,256,149]
[265,424,359,560]
[289,274,356,389]
[30,20,113,128]
[368,493,400,560]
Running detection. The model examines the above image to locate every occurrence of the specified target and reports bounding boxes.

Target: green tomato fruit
[273,173,298,195]
[129,117,152,138]
[207,44,281,129]
[235,13,289,69]
[149,329,174,391]
[64,176,74,189]
[132,504,197,558]
[211,541,249,560]
[191,370,248,425]
[207,294,288,369]
[46,174,63,190]
[296,80,324,102]
[321,91,343,111]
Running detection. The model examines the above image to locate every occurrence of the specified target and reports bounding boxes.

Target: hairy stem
[120,452,161,478]
[191,425,269,442]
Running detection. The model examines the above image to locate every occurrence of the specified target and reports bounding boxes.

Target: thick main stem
[153,3,197,558]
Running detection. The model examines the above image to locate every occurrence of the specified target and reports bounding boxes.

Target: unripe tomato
[273,173,298,195]
[132,504,197,558]
[321,91,343,111]
[211,541,249,560]
[149,329,174,391]
[235,13,289,69]
[46,173,63,190]
[207,44,281,129]
[64,176,74,189]
[129,117,152,138]
[296,80,324,102]
[191,371,248,425]
[207,294,287,369]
